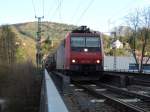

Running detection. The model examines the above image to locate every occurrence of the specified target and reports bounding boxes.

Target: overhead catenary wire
[50,0,62,21]
[59,0,63,22]
[57,0,62,22]
[75,0,95,25]
[32,0,37,17]
[70,0,83,22]
[107,0,140,31]
[42,0,45,17]
[47,0,57,19]
[32,0,45,17]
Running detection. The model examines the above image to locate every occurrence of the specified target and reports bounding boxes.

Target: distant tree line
[0,25,17,65]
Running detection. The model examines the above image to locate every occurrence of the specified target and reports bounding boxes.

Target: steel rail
[73,82,149,112]
[94,82,150,102]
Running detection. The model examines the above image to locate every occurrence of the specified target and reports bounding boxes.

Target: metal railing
[40,69,69,112]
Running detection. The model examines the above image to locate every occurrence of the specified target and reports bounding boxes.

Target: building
[111,40,123,49]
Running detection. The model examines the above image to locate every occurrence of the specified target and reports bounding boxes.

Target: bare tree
[126,7,150,73]
[139,7,150,72]
[0,25,17,65]
[126,9,141,71]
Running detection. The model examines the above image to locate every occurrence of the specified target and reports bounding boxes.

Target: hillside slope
[10,21,76,63]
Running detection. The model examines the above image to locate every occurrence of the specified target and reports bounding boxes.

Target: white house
[111,40,123,49]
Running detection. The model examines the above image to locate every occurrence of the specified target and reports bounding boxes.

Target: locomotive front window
[86,37,100,47]
[71,37,85,47]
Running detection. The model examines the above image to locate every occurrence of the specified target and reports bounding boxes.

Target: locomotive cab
[70,36,103,71]
[64,26,104,76]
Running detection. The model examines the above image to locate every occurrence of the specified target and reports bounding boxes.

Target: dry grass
[0,61,42,112]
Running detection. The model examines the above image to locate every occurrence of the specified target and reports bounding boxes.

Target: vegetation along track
[72,81,150,112]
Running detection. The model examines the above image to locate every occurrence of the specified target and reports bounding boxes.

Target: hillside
[9,22,76,63]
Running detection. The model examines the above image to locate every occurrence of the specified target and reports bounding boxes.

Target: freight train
[45,26,104,80]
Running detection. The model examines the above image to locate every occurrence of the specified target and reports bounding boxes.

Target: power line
[57,0,62,21]
[42,0,45,17]
[75,0,95,25]
[59,0,63,21]
[47,0,57,17]
[71,0,83,22]
[50,0,62,21]
[107,0,138,31]
[32,0,37,17]
[32,0,45,17]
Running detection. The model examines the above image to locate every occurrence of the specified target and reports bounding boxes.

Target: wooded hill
[0,22,76,63]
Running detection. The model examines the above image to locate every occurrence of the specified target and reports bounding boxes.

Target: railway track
[101,71,150,89]
[63,83,118,112]
[71,81,150,112]
[132,78,150,87]
[50,71,150,112]
[94,82,150,102]
[127,85,150,96]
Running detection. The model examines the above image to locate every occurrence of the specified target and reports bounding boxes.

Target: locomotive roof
[71,26,91,33]
[70,33,100,37]
[71,26,100,36]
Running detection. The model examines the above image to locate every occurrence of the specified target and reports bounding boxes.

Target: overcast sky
[0,0,150,32]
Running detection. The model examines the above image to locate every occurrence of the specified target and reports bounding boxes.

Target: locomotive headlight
[96,60,100,64]
[72,59,76,63]
[84,48,88,52]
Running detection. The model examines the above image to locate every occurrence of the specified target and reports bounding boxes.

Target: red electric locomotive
[47,26,104,79]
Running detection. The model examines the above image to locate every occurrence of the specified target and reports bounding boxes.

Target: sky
[0,0,150,32]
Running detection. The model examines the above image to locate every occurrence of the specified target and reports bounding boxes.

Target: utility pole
[35,16,44,69]
[114,44,117,71]
[111,32,117,71]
